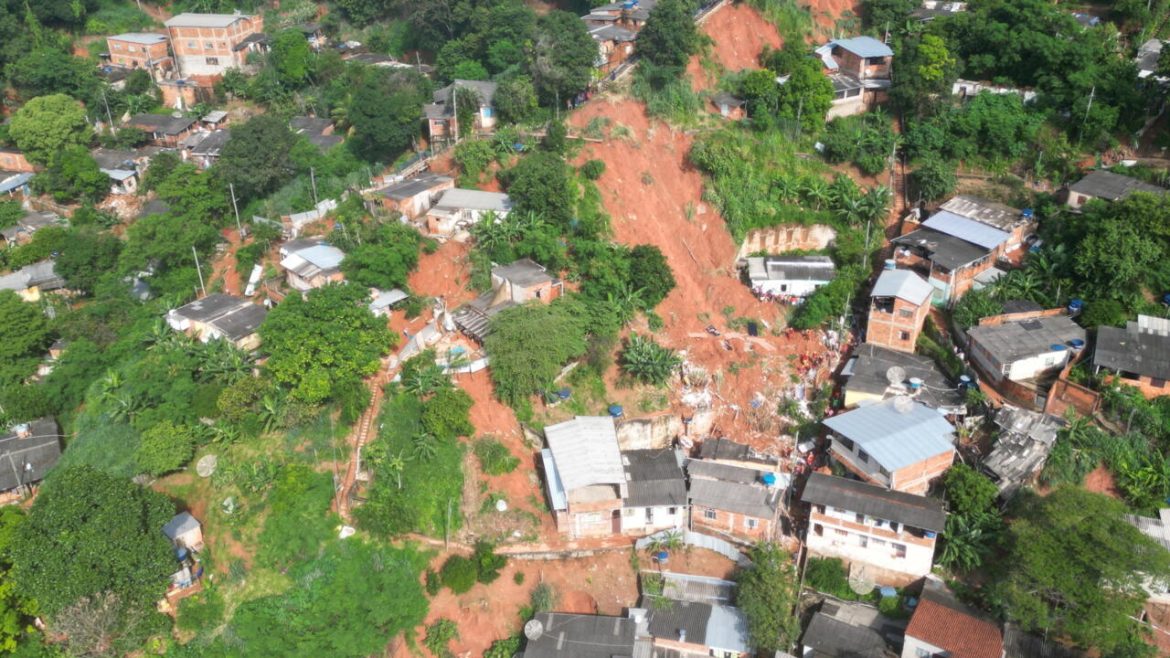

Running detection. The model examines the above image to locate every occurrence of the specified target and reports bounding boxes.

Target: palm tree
[402,362,449,397]
[608,283,647,327]
[621,335,682,385]
[411,431,438,462]
[142,319,172,350]
[99,369,123,401]
[387,451,407,490]
[833,196,865,226]
[860,186,891,224]
[772,174,799,204]
[259,393,284,433]
[937,513,993,572]
[801,178,830,211]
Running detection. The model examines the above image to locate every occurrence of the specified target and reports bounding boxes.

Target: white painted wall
[1006,349,1069,382]
[807,519,936,578]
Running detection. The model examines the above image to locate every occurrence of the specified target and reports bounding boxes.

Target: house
[698,437,782,473]
[166,293,268,350]
[935,195,1035,262]
[620,449,687,535]
[639,594,752,656]
[372,174,454,220]
[290,116,343,152]
[866,269,933,353]
[967,312,1085,384]
[452,258,561,342]
[711,92,747,120]
[1066,169,1166,207]
[892,227,995,307]
[0,260,67,302]
[424,80,499,142]
[687,459,783,542]
[279,240,346,292]
[519,611,640,658]
[426,188,511,236]
[202,111,229,130]
[368,288,409,317]
[801,599,900,658]
[588,23,637,77]
[981,406,1061,500]
[164,12,266,81]
[106,33,172,77]
[184,129,231,169]
[952,80,1036,104]
[582,0,658,32]
[0,418,62,498]
[841,343,965,414]
[745,255,837,300]
[1,211,62,248]
[910,0,967,22]
[803,473,946,584]
[1137,39,1167,80]
[541,416,628,538]
[1094,314,1170,399]
[823,397,955,494]
[125,114,198,147]
[814,36,893,119]
[162,511,204,552]
[0,173,33,199]
[92,148,154,194]
[297,23,325,50]
[902,578,1004,658]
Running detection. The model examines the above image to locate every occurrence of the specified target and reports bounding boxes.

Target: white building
[966,314,1086,383]
[746,255,836,299]
[425,188,511,237]
[802,473,946,584]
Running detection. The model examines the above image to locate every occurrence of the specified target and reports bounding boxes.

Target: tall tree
[993,487,1170,655]
[0,291,52,387]
[506,151,575,227]
[529,11,597,105]
[485,299,588,404]
[215,115,299,202]
[270,29,312,87]
[347,75,425,163]
[636,0,699,70]
[8,94,92,165]
[258,284,395,403]
[54,227,122,296]
[736,542,799,653]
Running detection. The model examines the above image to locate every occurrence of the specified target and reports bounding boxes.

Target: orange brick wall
[867,296,929,353]
[107,37,172,70]
[890,449,955,494]
[692,507,774,542]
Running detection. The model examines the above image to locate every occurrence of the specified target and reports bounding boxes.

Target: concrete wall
[692,507,774,542]
[615,414,681,450]
[808,509,936,581]
[736,224,837,260]
[620,504,685,535]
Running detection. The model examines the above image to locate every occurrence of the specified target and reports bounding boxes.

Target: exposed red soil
[1083,464,1123,499]
[567,98,837,452]
[804,0,861,31]
[408,240,477,308]
[688,3,783,91]
[208,227,243,295]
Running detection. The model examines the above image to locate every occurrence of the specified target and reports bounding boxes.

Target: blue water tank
[1068,338,1085,349]
[883,259,896,270]
[608,404,624,418]
[879,586,897,598]
[656,550,669,562]
[1021,208,1034,219]
[1050,344,1067,352]
[1068,298,1084,314]
[761,472,778,486]
[176,547,188,562]
[557,388,571,400]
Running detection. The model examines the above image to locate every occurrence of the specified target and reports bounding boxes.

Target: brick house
[937,195,1035,256]
[803,473,946,585]
[967,311,1085,384]
[902,578,1004,658]
[582,0,657,32]
[823,397,956,495]
[452,258,561,342]
[278,239,346,292]
[165,12,266,82]
[1066,169,1166,207]
[372,174,454,220]
[686,459,784,543]
[866,268,933,353]
[1094,314,1170,399]
[125,114,197,147]
[541,416,628,538]
[424,80,498,143]
[106,33,172,77]
[587,24,637,77]
[166,293,268,351]
[841,343,965,415]
[640,594,752,656]
[813,36,893,118]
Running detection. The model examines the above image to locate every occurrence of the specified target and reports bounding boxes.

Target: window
[780,284,788,292]
[870,538,886,547]
[746,518,758,530]
[855,513,865,524]
[899,309,913,318]
[857,535,868,548]
[703,509,717,520]
[866,56,885,65]
[899,331,911,341]
[667,507,677,515]
[834,529,847,537]
[204,42,213,49]
[206,57,219,65]
[624,508,635,516]
[893,543,907,558]
[838,437,855,451]
[813,523,824,537]
[858,449,870,463]
[1153,378,1168,388]
[645,508,653,522]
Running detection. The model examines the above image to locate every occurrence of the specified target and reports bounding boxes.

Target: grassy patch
[475,437,520,475]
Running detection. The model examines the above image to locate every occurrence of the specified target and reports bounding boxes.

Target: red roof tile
[906,588,1003,658]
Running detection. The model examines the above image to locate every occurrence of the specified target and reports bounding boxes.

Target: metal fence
[635,529,752,567]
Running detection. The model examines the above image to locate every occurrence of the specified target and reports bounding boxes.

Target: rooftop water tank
[1068,299,1084,314]
[883,259,896,270]
[908,377,924,391]
[608,404,624,418]
[557,388,571,400]
[1050,344,1068,352]
[761,472,778,487]
[1021,208,1034,219]
[1068,338,1085,349]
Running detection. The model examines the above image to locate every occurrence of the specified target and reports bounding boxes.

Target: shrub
[473,541,506,585]
[424,618,459,657]
[484,636,522,658]
[421,387,475,439]
[803,557,854,599]
[177,587,225,634]
[530,583,558,612]
[475,438,520,475]
[581,159,606,180]
[425,569,442,596]
[440,555,478,594]
[620,335,682,385]
[513,571,526,585]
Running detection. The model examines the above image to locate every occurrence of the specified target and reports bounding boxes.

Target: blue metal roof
[922,210,1010,250]
[823,398,955,471]
[540,449,568,511]
[830,36,894,58]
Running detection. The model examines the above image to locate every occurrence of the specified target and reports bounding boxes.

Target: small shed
[162,511,204,552]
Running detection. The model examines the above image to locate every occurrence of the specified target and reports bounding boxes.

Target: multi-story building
[802,473,946,585]
[1094,314,1170,399]
[866,268,933,353]
[687,459,783,543]
[813,36,893,118]
[164,12,266,81]
[106,33,172,77]
[823,397,956,494]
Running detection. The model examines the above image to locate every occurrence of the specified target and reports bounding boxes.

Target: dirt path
[333,365,393,523]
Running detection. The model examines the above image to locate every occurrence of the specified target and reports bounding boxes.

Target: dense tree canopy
[8,94,91,165]
[347,73,426,163]
[636,0,700,70]
[215,115,299,202]
[259,284,395,403]
[338,223,422,290]
[992,487,1170,654]
[0,292,52,387]
[53,227,123,296]
[529,11,597,105]
[736,542,799,653]
[485,299,588,403]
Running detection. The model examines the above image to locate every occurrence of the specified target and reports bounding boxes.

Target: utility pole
[192,246,206,296]
[310,166,319,205]
[101,87,117,136]
[229,182,244,238]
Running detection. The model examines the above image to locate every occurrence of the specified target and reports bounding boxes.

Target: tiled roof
[906,581,1003,658]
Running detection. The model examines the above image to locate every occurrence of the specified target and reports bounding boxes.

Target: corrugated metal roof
[623,449,686,508]
[801,472,946,530]
[688,478,779,519]
[922,210,1010,250]
[830,36,893,58]
[544,416,625,492]
[706,604,751,653]
[165,12,251,28]
[800,611,888,658]
[162,511,200,540]
[870,269,933,305]
[939,195,1023,230]
[822,398,955,472]
[1069,169,1166,201]
[110,32,168,45]
[541,449,568,511]
[433,188,512,213]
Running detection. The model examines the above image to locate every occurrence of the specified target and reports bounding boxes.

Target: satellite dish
[524,619,544,641]
[196,454,218,478]
[893,396,915,414]
[885,366,907,385]
[495,498,508,512]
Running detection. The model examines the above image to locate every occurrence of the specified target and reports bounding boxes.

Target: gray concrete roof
[622,449,686,508]
[1095,319,1170,380]
[822,397,954,472]
[493,258,553,287]
[894,227,990,270]
[109,32,168,45]
[1069,169,1166,201]
[165,12,251,28]
[522,612,637,658]
[802,472,946,531]
[433,188,511,213]
[871,269,933,305]
[544,416,625,492]
[842,343,964,412]
[967,315,1085,365]
[939,195,1024,230]
[0,418,61,491]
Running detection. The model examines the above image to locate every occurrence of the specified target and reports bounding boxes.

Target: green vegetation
[424,618,459,657]
[475,437,520,475]
[439,555,478,594]
[485,300,589,404]
[936,464,1003,573]
[736,542,799,653]
[620,335,682,385]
